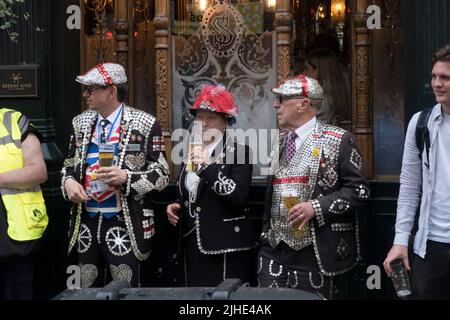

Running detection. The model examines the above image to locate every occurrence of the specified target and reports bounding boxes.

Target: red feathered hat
[190,85,239,124]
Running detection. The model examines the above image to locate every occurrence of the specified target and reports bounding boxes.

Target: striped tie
[285,131,298,163]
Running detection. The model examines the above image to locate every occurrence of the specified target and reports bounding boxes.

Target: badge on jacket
[126,143,141,152]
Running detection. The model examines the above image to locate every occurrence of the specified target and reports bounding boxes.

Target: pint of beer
[186,120,203,173]
[281,188,299,210]
[281,188,309,237]
[99,144,115,167]
[186,143,200,172]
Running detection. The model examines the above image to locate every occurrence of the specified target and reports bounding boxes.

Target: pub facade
[1,0,449,299]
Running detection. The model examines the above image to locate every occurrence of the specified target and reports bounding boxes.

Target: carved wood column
[115,0,132,104]
[276,0,293,83]
[80,0,86,81]
[353,0,374,178]
[154,0,173,177]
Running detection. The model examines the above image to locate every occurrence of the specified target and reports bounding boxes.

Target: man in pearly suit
[61,63,169,287]
[258,75,369,299]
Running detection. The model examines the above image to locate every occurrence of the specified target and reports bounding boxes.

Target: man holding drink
[166,85,258,286]
[61,63,169,287]
[383,44,450,299]
[281,188,309,238]
[257,75,369,299]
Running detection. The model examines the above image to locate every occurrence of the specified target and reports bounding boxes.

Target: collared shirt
[394,104,450,257]
[427,111,450,243]
[293,116,317,150]
[96,104,123,142]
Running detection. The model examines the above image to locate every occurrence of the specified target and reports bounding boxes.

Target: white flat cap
[272,75,324,100]
[76,63,127,86]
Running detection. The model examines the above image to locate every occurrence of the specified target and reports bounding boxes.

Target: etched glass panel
[171,0,277,178]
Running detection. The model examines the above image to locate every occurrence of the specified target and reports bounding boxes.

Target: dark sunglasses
[277,95,304,104]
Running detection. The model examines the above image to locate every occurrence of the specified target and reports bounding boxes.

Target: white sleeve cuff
[393,233,410,247]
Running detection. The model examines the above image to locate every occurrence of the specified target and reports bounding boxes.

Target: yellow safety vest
[0,108,48,241]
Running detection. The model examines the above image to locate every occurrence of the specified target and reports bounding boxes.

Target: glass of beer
[186,143,200,172]
[186,120,203,173]
[99,144,115,167]
[281,188,299,210]
[282,187,309,237]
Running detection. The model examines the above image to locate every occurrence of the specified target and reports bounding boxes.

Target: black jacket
[61,106,169,261]
[177,139,259,254]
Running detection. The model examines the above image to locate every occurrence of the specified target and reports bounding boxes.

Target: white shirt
[96,104,123,144]
[394,104,450,257]
[293,116,317,150]
[428,112,450,243]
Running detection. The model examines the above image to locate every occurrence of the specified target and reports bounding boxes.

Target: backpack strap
[415,108,433,167]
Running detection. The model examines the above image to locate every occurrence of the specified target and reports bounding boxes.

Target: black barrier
[95,280,130,300]
[53,279,323,300]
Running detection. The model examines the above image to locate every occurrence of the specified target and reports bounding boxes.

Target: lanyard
[98,106,123,144]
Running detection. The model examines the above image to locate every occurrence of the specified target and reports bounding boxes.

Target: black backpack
[415,108,433,168]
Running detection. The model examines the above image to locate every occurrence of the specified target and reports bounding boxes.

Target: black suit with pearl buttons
[175,138,259,286]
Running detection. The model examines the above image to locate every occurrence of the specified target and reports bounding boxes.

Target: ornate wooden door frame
[276,1,293,83]
[153,0,293,178]
[154,0,173,177]
[115,0,132,104]
[153,0,374,178]
[80,0,133,105]
[352,0,374,178]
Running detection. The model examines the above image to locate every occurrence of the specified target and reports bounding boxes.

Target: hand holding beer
[287,200,315,236]
[282,188,313,236]
[281,188,302,234]
[188,146,209,172]
[97,166,127,186]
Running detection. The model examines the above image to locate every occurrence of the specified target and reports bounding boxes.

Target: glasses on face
[83,85,110,95]
[277,95,304,104]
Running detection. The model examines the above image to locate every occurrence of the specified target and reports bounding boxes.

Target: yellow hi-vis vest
[0,108,48,241]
